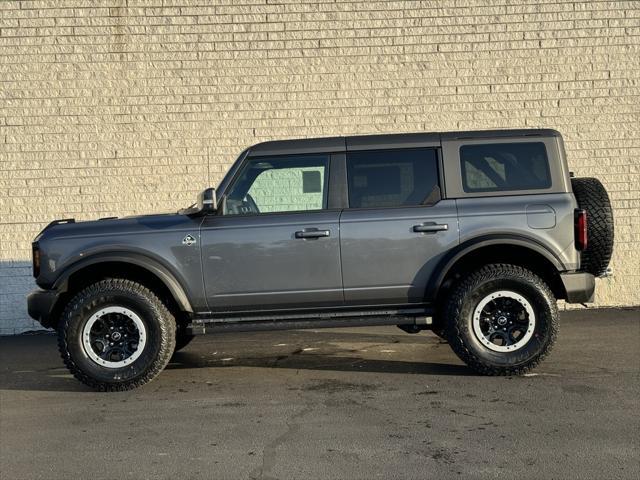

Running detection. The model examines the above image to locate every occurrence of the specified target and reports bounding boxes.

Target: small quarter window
[460,142,551,193]
[346,149,439,208]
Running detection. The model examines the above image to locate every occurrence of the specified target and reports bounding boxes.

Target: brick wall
[1,0,639,334]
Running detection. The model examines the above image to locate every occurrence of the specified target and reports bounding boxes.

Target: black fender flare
[426,234,565,301]
[52,252,193,312]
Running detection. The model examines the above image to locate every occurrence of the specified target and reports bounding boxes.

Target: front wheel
[58,279,176,391]
[443,264,558,376]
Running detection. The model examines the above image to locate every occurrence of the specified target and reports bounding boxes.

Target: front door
[339,147,459,305]
[200,153,343,311]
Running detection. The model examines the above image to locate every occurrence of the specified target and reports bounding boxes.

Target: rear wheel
[58,279,176,391]
[443,264,558,375]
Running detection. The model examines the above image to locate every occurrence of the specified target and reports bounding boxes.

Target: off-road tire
[58,279,176,391]
[571,177,614,277]
[444,264,558,376]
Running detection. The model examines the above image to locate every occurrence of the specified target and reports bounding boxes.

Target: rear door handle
[413,223,448,233]
[295,229,330,239]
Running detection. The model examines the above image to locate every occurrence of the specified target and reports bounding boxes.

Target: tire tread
[571,177,614,277]
[57,278,176,391]
[445,264,558,376]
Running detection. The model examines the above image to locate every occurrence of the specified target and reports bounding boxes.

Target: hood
[35,213,195,242]
[32,212,204,289]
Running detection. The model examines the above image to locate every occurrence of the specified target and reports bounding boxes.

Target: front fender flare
[52,252,193,312]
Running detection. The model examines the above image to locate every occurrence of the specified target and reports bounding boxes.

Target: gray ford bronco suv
[28,129,614,391]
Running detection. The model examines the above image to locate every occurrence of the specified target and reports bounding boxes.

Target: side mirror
[197,187,217,213]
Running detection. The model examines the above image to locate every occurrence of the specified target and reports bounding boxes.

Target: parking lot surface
[1,308,638,479]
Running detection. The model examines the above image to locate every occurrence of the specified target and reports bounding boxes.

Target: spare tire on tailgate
[571,177,614,277]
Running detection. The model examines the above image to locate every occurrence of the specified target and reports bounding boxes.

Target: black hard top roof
[248,129,561,156]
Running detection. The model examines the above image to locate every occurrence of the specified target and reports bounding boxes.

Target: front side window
[460,142,551,193]
[224,154,329,215]
[346,148,439,209]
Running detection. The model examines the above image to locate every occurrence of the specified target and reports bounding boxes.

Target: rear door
[339,147,459,305]
[200,153,343,311]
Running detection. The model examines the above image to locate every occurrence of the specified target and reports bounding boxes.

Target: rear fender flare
[427,235,565,301]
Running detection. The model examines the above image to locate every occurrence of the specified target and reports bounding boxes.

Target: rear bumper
[27,288,60,329]
[560,272,596,303]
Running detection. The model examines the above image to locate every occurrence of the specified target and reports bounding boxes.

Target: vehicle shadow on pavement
[1,352,470,394]
[0,335,90,393]
[0,367,93,393]
[167,350,472,376]
[0,333,471,393]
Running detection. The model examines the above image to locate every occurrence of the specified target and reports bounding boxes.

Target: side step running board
[187,309,434,335]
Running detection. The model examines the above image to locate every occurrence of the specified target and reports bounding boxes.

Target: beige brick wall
[1,0,639,334]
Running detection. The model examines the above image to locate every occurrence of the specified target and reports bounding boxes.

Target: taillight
[32,242,40,277]
[575,209,588,251]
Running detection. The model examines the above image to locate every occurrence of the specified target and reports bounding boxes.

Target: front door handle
[295,229,330,239]
[413,223,448,233]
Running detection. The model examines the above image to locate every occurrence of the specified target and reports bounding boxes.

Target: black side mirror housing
[197,187,217,213]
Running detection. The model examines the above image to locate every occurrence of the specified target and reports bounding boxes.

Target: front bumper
[560,272,596,303]
[27,288,60,328]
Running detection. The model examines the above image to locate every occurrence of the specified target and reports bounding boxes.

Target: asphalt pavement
[1,308,638,480]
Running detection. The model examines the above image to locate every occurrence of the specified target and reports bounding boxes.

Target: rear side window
[346,148,439,208]
[460,142,551,193]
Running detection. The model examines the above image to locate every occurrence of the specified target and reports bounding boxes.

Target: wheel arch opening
[434,244,567,304]
[50,261,190,328]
